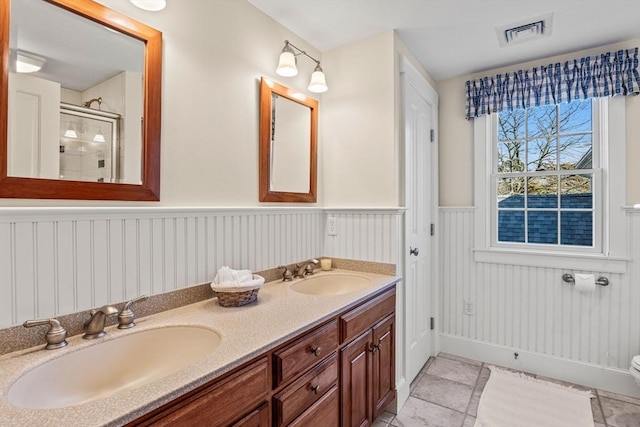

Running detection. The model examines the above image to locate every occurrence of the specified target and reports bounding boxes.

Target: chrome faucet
[293,259,320,278]
[83,305,118,339]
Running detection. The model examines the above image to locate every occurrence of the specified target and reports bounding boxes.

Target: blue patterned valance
[465,47,640,119]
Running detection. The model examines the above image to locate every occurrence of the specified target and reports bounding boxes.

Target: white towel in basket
[211,267,264,293]
[213,266,253,287]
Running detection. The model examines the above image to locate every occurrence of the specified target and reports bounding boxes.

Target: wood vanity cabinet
[128,357,270,427]
[340,289,396,427]
[272,319,340,426]
[129,285,396,427]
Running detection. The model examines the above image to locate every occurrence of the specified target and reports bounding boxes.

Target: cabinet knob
[410,247,419,256]
[310,346,321,357]
[369,345,377,353]
[310,384,320,395]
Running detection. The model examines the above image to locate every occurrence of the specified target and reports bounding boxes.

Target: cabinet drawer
[134,358,269,427]
[274,320,338,386]
[289,385,339,427]
[273,353,338,426]
[340,288,395,343]
[232,402,270,427]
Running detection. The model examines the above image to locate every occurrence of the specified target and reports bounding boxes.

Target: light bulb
[308,65,328,93]
[276,47,298,77]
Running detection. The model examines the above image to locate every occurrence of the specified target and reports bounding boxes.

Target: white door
[8,73,60,179]
[403,62,437,383]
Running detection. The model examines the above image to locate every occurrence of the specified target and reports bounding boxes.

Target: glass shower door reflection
[59,104,120,183]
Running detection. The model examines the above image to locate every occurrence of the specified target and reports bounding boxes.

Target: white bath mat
[475,366,594,427]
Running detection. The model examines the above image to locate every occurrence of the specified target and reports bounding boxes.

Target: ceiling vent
[496,13,553,47]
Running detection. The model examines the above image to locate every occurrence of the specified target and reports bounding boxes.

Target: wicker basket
[211,274,265,307]
[216,288,260,307]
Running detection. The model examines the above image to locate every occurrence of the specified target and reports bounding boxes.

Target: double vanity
[0,269,399,426]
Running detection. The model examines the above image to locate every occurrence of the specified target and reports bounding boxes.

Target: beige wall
[321,31,398,207]
[438,39,640,206]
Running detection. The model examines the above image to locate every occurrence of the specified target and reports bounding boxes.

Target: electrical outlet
[327,216,338,236]
[464,299,474,316]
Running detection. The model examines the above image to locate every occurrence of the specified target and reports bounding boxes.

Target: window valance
[465,47,640,119]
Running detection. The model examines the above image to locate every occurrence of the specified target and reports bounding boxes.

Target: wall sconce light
[16,52,45,73]
[276,40,328,93]
[129,0,166,11]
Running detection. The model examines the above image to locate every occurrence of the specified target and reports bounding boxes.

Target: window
[492,99,600,250]
[473,89,627,272]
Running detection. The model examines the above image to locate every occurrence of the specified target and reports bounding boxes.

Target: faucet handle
[279,265,293,282]
[23,318,68,350]
[117,295,148,329]
[304,259,320,276]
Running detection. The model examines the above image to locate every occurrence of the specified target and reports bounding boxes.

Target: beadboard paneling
[0,208,324,328]
[323,209,404,264]
[439,207,640,371]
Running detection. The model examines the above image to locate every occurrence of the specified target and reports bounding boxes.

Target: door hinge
[430,129,435,142]
[430,223,435,236]
[430,317,435,330]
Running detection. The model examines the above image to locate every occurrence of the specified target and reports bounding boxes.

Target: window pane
[528,176,558,208]
[560,100,591,133]
[527,138,557,171]
[498,211,525,242]
[560,174,592,208]
[559,135,592,169]
[498,177,525,208]
[498,109,525,140]
[561,211,593,246]
[497,141,525,172]
[527,104,556,137]
[528,211,558,244]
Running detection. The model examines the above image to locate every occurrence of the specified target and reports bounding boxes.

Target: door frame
[396,56,439,411]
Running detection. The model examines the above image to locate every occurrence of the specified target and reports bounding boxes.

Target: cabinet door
[341,331,373,427]
[372,315,395,419]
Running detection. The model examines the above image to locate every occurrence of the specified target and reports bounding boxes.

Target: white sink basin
[8,326,221,409]
[290,273,371,295]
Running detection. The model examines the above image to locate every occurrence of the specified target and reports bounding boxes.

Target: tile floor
[374,352,640,427]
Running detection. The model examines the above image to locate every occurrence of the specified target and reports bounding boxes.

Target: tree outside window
[495,100,594,246]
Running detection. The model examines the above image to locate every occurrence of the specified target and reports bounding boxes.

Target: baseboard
[440,334,640,399]
[393,377,409,414]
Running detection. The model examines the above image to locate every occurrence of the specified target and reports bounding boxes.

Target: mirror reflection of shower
[59,101,120,183]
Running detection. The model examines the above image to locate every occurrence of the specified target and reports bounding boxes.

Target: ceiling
[248,0,640,81]
[10,0,144,92]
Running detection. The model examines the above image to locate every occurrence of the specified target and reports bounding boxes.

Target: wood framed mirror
[0,0,162,200]
[259,77,317,203]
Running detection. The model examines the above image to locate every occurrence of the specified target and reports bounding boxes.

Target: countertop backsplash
[0,258,395,355]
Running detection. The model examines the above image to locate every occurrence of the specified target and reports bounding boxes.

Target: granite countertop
[0,269,400,427]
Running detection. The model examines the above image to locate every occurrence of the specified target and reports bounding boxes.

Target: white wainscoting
[439,207,640,397]
[322,208,408,408]
[323,209,404,264]
[0,208,325,328]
